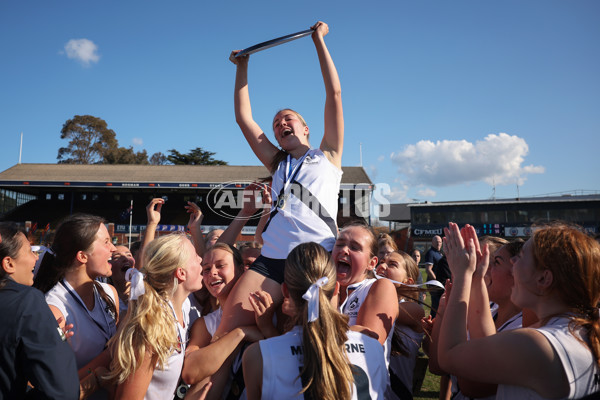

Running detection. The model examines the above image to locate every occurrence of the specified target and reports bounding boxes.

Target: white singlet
[45,280,117,368]
[496,316,599,400]
[261,148,342,259]
[144,301,189,400]
[259,326,387,399]
[340,278,394,369]
[203,307,223,337]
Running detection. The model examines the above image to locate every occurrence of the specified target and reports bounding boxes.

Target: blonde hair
[285,242,354,400]
[106,233,193,384]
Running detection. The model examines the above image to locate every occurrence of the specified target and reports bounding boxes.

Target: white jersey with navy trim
[262,148,342,259]
[340,278,394,370]
[496,316,599,399]
[259,326,387,400]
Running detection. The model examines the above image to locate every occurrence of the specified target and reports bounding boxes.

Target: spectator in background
[423,236,443,281]
[239,241,262,271]
[108,245,135,315]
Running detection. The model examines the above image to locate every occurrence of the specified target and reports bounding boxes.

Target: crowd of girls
[3,213,600,400]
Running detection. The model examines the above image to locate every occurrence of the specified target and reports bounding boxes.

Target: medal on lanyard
[277,194,288,210]
[277,152,309,210]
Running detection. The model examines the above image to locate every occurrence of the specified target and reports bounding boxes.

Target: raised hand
[443,222,477,279]
[185,201,203,232]
[311,21,329,39]
[146,198,164,226]
[229,50,248,66]
[460,224,490,279]
[249,290,277,338]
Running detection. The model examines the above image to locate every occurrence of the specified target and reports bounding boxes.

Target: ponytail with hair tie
[302,277,329,322]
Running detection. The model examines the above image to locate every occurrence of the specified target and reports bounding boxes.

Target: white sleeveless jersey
[259,326,387,400]
[145,301,189,400]
[203,307,223,337]
[497,316,600,399]
[262,148,342,259]
[45,280,117,369]
[340,278,394,370]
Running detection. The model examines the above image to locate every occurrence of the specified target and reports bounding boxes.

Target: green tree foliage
[149,152,169,165]
[166,147,228,165]
[57,116,227,166]
[57,115,119,164]
[103,147,149,164]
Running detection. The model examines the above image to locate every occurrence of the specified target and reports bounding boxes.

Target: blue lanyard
[60,279,116,341]
[282,150,310,192]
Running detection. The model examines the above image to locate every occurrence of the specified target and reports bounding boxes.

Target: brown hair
[479,236,509,255]
[531,224,600,365]
[0,222,27,289]
[377,233,398,252]
[33,214,117,318]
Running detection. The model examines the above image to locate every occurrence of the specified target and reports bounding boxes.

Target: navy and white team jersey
[259,326,387,400]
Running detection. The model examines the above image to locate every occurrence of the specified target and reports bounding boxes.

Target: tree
[103,147,149,164]
[149,152,169,165]
[57,115,118,164]
[166,147,228,165]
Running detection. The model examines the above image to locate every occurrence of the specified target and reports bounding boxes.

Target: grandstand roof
[0,163,373,190]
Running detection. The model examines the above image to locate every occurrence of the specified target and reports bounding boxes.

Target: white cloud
[377,155,385,162]
[417,188,437,198]
[390,133,545,187]
[132,138,143,146]
[63,39,100,66]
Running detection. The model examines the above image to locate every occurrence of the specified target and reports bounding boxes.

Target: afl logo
[348,297,359,310]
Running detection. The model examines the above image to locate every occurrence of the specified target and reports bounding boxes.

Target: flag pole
[128,200,133,249]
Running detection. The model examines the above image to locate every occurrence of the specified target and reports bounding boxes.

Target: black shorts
[249,255,286,285]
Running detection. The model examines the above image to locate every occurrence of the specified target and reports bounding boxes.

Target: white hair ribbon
[302,276,329,323]
[125,268,145,301]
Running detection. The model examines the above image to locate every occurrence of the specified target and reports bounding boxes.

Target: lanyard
[60,279,116,341]
[282,150,310,195]
[167,301,185,353]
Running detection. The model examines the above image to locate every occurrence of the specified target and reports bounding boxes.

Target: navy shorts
[249,255,286,285]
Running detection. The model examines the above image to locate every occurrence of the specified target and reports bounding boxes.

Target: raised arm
[217,183,265,246]
[355,278,399,345]
[186,201,206,257]
[139,198,164,269]
[312,21,343,169]
[230,52,279,171]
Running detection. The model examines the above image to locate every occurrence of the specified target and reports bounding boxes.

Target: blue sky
[1,0,599,213]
